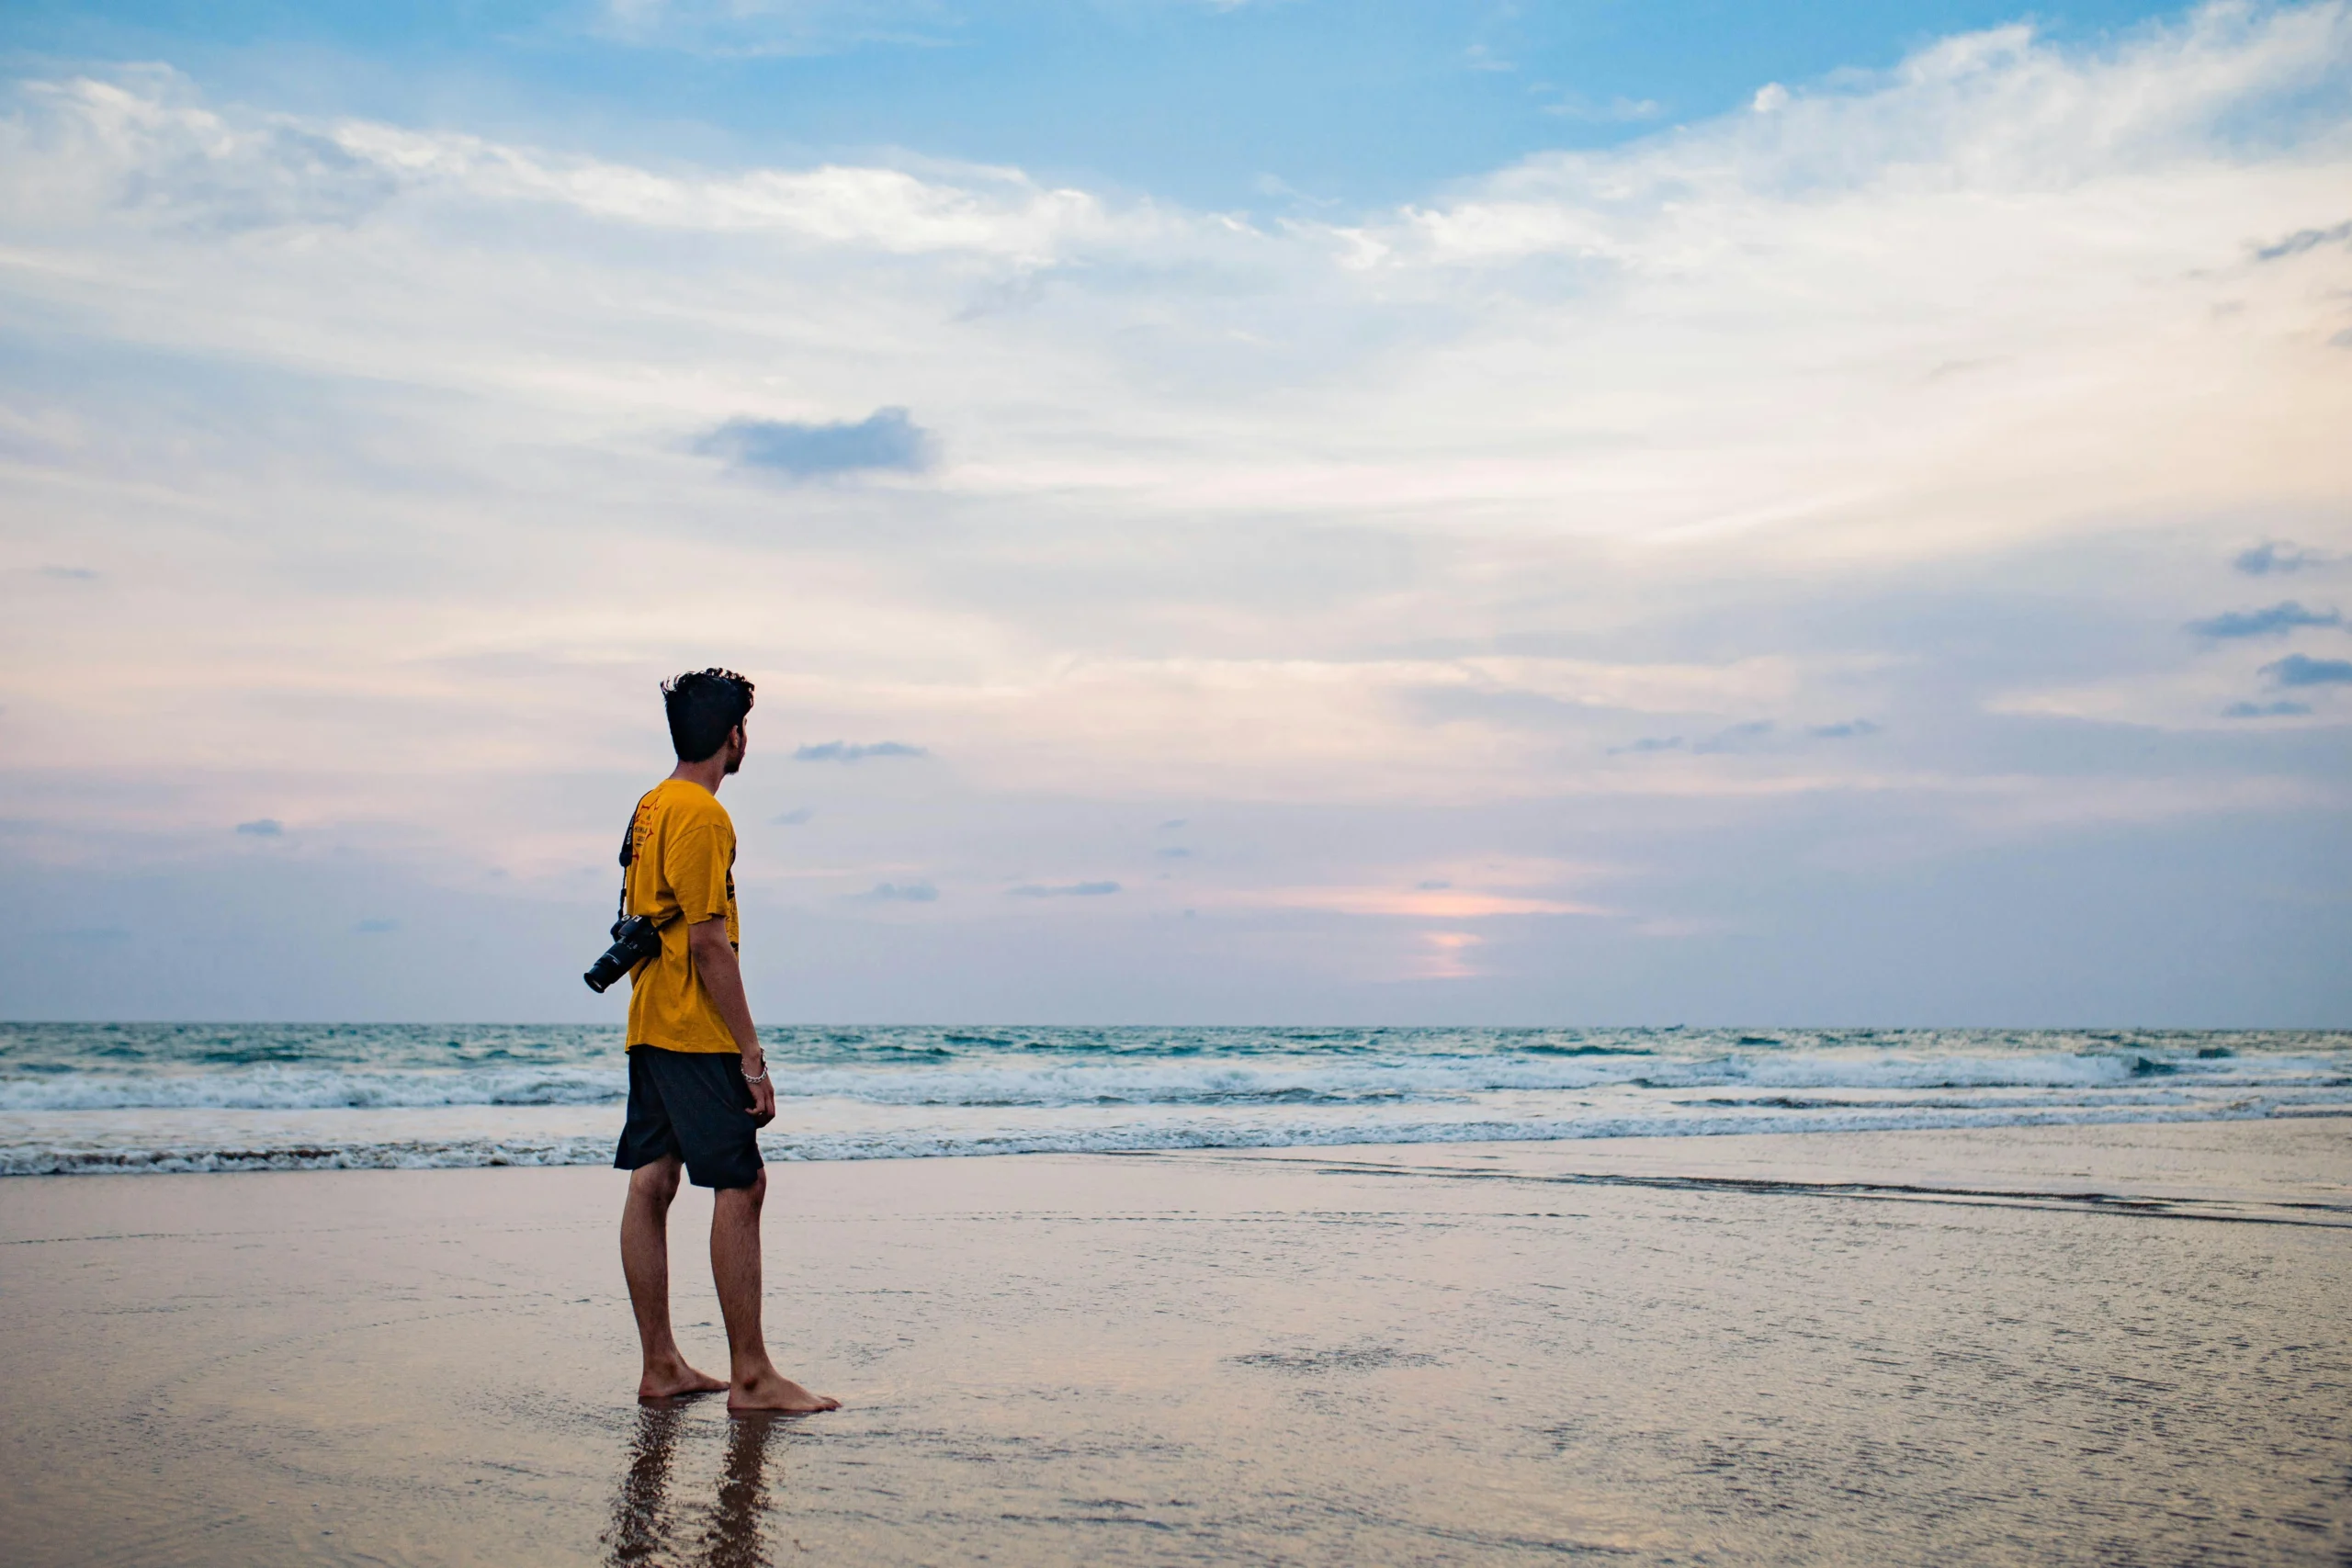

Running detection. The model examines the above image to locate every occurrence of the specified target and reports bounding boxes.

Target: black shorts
[614,1046,764,1190]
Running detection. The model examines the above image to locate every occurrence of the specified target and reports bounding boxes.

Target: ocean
[3,1022,2346,1177]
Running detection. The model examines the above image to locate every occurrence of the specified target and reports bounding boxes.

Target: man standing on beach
[613,668,839,1414]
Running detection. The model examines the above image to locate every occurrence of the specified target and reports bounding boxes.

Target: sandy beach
[3,1119,2347,1566]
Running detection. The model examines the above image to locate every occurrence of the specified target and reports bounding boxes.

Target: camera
[584,914,664,993]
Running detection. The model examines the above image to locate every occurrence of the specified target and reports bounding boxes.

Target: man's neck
[669,756,727,795]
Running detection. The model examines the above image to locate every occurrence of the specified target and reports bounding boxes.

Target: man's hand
[688,918,772,1124]
[742,1054,776,1126]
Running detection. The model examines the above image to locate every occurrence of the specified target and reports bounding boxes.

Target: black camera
[584,914,664,993]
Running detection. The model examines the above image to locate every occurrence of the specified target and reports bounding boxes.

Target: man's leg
[710,1172,840,1413]
[621,1156,727,1400]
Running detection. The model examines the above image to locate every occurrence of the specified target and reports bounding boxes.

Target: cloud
[6,74,403,233]
[1690,721,1776,754]
[792,740,928,762]
[6,72,1118,258]
[2186,602,2342,637]
[234,818,283,836]
[352,918,399,933]
[40,565,97,580]
[2234,542,2332,575]
[2254,218,2352,261]
[2262,653,2352,687]
[2222,699,2312,717]
[1807,719,1883,739]
[1611,736,1685,755]
[865,881,938,901]
[772,807,814,825]
[1990,663,2346,731]
[1341,3,2352,388]
[695,409,933,479]
[1008,880,1121,897]
[1156,846,1189,858]
[1250,173,1335,206]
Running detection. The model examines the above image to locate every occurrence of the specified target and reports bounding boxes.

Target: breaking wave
[2,1023,2346,1175]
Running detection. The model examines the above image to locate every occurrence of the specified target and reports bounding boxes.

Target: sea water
[0,1022,2346,1176]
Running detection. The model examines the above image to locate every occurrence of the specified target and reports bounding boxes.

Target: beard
[724,749,742,776]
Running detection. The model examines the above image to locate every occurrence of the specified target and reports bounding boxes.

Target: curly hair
[662,668,756,762]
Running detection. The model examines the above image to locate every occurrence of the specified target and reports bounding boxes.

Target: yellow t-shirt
[623,779,742,1055]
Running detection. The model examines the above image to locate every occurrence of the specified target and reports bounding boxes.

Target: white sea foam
[0,1066,626,1113]
[2,1100,2334,1177]
[2,1047,2327,1114]
[3,1026,2345,1175]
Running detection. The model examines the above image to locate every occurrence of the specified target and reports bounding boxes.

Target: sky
[1,0,2348,1026]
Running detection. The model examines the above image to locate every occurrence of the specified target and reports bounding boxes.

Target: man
[613,667,838,1414]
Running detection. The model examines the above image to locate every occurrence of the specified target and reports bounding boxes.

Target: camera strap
[616,790,661,927]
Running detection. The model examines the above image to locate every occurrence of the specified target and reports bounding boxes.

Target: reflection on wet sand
[5,1126,2347,1566]
[605,1404,789,1568]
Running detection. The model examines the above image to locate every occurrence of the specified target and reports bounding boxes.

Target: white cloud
[5,71,1137,259]
[1987,658,2349,731]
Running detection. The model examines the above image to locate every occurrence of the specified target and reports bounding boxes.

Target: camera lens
[583,948,628,993]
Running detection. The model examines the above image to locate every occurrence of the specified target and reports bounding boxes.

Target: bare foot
[728,1367,841,1414]
[639,1359,729,1402]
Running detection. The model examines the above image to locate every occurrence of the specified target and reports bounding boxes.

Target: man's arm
[688,918,775,1125]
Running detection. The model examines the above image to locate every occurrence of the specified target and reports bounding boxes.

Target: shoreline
[6,1098,2348,1179]
[12,1021,2348,1182]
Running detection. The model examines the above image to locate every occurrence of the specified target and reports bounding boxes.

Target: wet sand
[1,1119,2346,1566]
